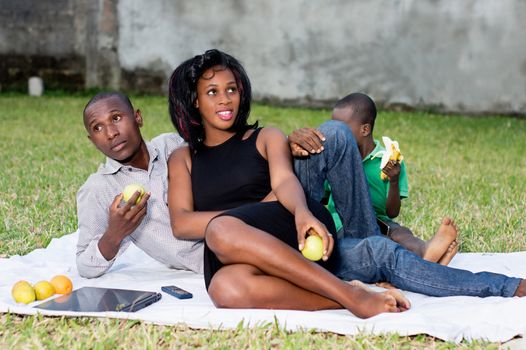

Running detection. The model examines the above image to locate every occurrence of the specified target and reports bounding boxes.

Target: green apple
[301,235,324,261]
[122,184,146,204]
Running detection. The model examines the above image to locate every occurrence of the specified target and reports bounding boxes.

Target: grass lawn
[1,94,525,348]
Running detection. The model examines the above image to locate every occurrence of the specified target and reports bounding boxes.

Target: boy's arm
[76,183,147,278]
[383,160,402,218]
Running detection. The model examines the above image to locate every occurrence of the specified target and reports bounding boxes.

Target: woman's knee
[208,269,250,308]
[205,216,238,253]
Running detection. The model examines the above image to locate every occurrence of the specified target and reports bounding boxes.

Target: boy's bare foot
[513,280,526,297]
[422,217,458,263]
[347,280,411,317]
[437,240,459,265]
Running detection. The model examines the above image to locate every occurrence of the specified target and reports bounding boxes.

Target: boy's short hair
[83,92,134,117]
[334,92,377,130]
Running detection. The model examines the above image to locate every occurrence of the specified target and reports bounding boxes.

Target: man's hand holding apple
[97,190,150,260]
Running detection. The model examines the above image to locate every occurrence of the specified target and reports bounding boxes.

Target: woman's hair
[168,49,255,150]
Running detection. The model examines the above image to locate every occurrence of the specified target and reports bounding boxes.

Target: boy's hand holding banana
[373,136,404,181]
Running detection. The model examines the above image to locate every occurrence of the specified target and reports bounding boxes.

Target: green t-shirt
[326,139,409,231]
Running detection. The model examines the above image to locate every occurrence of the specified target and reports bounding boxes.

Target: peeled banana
[375,136,403,181]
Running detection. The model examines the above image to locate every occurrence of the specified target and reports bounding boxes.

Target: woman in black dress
[166,49,409,318]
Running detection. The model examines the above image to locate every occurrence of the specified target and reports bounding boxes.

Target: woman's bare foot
[348,279,374,290]
[437,240,459,265]
[422,217,458,263]
[513,280,526,297]
[347,280,411,316]
[375,281,396,289]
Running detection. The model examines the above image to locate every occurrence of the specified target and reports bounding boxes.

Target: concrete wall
[0,0,121,91]
[0,0,85,90]
[1,0,526,115]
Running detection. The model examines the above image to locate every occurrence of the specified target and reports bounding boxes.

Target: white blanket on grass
[1,231,525,343]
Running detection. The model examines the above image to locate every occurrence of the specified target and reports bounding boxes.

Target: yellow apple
[301,235,324,261]
[12,280,36,304]
[122,184,145,204]
[33,280,56,300]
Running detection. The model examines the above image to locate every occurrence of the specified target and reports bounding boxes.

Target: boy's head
[332,92,377,142]
[83,92,144,163]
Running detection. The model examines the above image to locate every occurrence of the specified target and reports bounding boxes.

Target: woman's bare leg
[206,216,409,318]
[209,264,411,313]
[208,264,341,310]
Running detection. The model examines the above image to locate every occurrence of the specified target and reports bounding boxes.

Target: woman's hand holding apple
[295,209,334,261]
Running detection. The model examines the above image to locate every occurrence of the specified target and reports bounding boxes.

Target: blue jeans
[333,236,521,297]
[294,120,380,239]
[294,120,521,297]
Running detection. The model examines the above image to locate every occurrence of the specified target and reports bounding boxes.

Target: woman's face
[196,66,240,132]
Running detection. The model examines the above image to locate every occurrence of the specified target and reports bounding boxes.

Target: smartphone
[376,218,390,236]
[161,285,193,299]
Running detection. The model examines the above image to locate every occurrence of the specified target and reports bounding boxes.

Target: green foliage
[1,95,524,347]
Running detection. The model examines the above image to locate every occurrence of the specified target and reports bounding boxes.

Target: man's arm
[287,127,326,157]
[97,191,150,259]
[76,182,148,278]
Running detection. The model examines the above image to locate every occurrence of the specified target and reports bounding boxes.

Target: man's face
[84,96,143,162]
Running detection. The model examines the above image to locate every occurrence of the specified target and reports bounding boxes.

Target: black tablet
[34,287,162,312]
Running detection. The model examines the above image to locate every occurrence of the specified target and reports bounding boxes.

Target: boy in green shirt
[326,93,458,265]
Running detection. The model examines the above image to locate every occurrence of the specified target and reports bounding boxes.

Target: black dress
[191,128,337,289]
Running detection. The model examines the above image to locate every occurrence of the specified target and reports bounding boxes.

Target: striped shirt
[76,133,203,278]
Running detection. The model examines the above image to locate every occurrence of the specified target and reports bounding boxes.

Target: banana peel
[372,136,403,181]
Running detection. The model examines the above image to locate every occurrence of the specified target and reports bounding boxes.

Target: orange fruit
[50,275,73,294]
